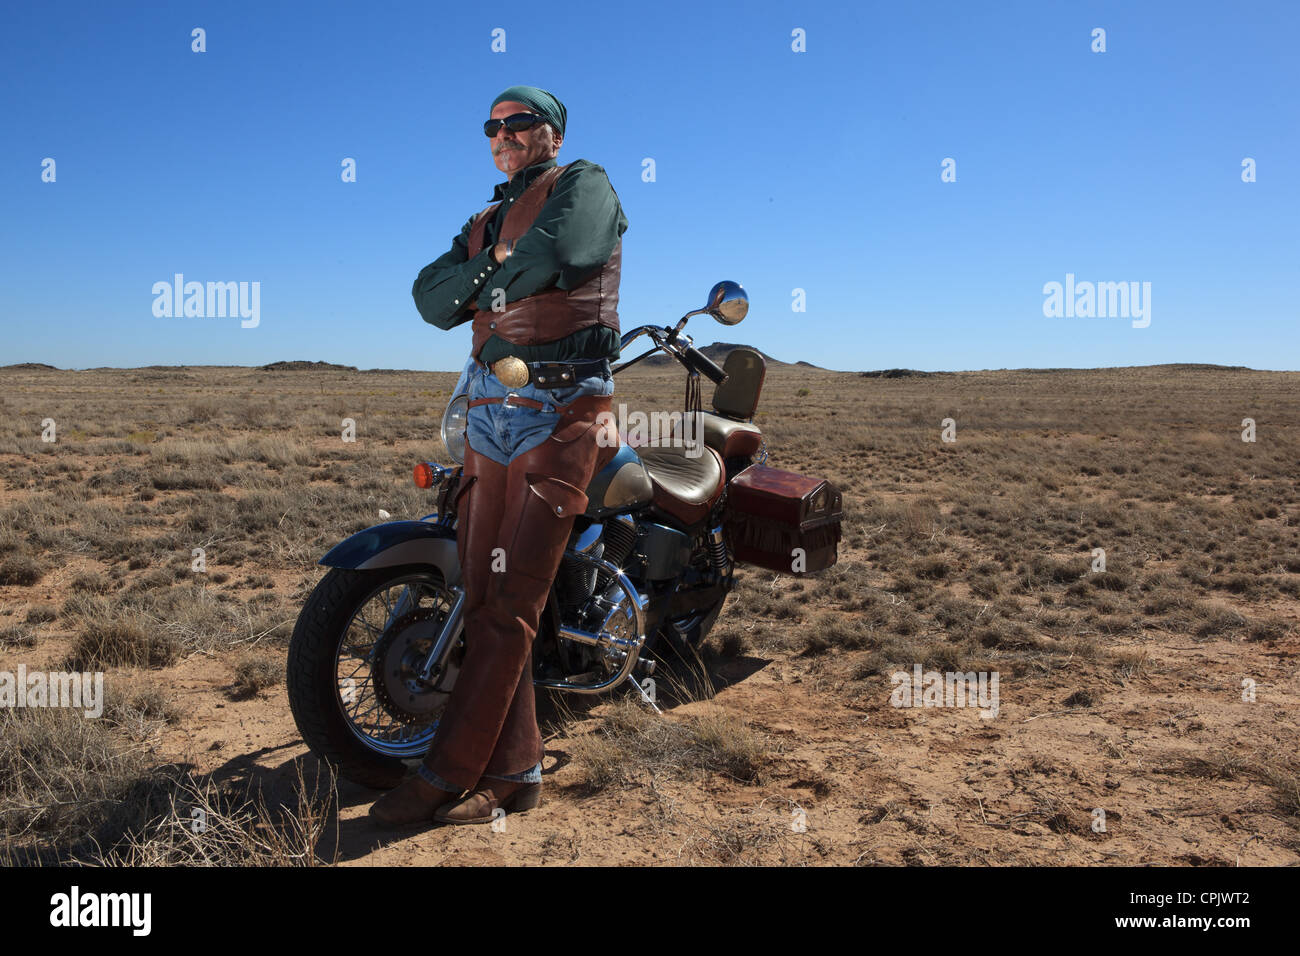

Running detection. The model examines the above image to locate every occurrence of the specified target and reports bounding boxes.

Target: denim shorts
[463,357,615,467]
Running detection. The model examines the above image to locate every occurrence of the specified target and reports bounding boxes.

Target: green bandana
[490,85,567,137]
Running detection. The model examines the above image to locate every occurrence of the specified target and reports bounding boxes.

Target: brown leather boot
[433,778,542,825]
[368,773,463,828]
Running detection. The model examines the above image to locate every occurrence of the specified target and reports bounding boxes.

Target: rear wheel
[287,566,460,789]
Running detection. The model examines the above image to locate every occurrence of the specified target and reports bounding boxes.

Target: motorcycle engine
[556,541,603,612]
[556,516,637,615]
[555,517,643,674]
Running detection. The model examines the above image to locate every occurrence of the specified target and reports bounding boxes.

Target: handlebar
[683,346,727,385]
[615,324,728,386]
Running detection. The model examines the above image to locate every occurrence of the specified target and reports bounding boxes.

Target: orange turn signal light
[413,463,435,489]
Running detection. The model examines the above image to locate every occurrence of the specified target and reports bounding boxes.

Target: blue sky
[2,0,1296,372]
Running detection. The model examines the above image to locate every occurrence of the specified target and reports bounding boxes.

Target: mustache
[495,142,522,154]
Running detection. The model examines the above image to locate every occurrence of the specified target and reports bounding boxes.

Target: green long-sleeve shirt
[412,158,628,364]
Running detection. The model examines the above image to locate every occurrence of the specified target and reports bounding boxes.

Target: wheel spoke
[332,571,453,758]
[339,659,369,682]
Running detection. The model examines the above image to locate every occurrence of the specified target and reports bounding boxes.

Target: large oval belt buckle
[492,355,529,388]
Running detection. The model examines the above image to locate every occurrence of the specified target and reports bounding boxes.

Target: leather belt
[470,392,592,416]
[468,394,549,412]
[468,392,611,417]
[478,356,610,390]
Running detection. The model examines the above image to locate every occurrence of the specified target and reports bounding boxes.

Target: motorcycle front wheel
[287,565,461,789]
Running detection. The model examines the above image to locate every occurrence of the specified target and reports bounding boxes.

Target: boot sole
[368,784,463,829]
[368,803,454,829]
[369,811,439,829]
[433,783,542,825]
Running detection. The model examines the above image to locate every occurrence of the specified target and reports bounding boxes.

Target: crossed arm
[412,160,627,331]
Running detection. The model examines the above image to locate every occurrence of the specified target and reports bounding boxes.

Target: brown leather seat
[681,411,763,459]
[636,444,725,526]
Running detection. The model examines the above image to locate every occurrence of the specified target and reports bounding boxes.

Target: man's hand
[492,239,516,265]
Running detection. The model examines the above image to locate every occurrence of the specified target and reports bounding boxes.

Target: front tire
[287,566,458,789]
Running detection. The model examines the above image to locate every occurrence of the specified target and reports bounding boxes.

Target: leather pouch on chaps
[508,474,589,584]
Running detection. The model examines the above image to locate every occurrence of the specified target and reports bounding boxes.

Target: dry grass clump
[566,696,774,792]
[0,553,44,586]
[228,653,286,699]
[1160,749,1300,820]
[24,605,58,625]
[70,570,115,594]
[0,624,38,648]
[67,614,182,670]
[0,705,155,860]
[95,764,337,866]
[58,581,294,660]
[103,680,185,741]
[0,704,335,865]
[705,621,750,657]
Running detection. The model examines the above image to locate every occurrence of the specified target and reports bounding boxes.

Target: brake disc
[370,606,460,722]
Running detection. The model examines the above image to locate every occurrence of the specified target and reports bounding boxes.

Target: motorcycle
[287,281,843,788]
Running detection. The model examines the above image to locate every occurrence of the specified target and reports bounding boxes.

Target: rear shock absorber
[706,524,731,574]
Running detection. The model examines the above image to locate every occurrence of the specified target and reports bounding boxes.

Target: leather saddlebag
[724,464,842,575]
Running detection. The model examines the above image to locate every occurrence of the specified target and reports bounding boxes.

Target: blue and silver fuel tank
[584,444,653,518]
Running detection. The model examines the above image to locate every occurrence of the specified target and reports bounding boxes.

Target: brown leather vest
[465,162,621,359]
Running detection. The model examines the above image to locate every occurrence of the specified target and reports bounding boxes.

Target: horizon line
[2,361,1297,375]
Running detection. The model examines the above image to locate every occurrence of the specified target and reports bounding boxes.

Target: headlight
[440,393,469,465]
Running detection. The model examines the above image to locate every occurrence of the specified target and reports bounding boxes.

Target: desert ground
[1,358,1297,866]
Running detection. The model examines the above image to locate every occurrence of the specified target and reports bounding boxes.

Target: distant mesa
[0,362,59,371]
[957,363,1254,375]
[1155,363,1250,372]
[259,360,359,372]
[859,368,942,378]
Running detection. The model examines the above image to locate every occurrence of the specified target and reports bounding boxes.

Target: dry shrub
[0,707,336,865]
[0,553,44,586]
[98,764,338,866]
[0,625,37,648]
[229,654,285,699]
[68,616,181,670]
[566,696,773,792]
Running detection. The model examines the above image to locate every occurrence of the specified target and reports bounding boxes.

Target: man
[370,85,627,827]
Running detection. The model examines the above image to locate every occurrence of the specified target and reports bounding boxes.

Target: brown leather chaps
[421,394,615,790]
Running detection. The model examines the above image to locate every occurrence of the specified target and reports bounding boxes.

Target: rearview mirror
[705,280,748,325]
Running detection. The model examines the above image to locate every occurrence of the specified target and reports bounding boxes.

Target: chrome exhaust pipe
[536,553,650,694]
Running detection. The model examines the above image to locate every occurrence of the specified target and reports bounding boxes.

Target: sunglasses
[483,112,548,138]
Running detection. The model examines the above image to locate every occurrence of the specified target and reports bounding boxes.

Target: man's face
[489,100,562,180]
